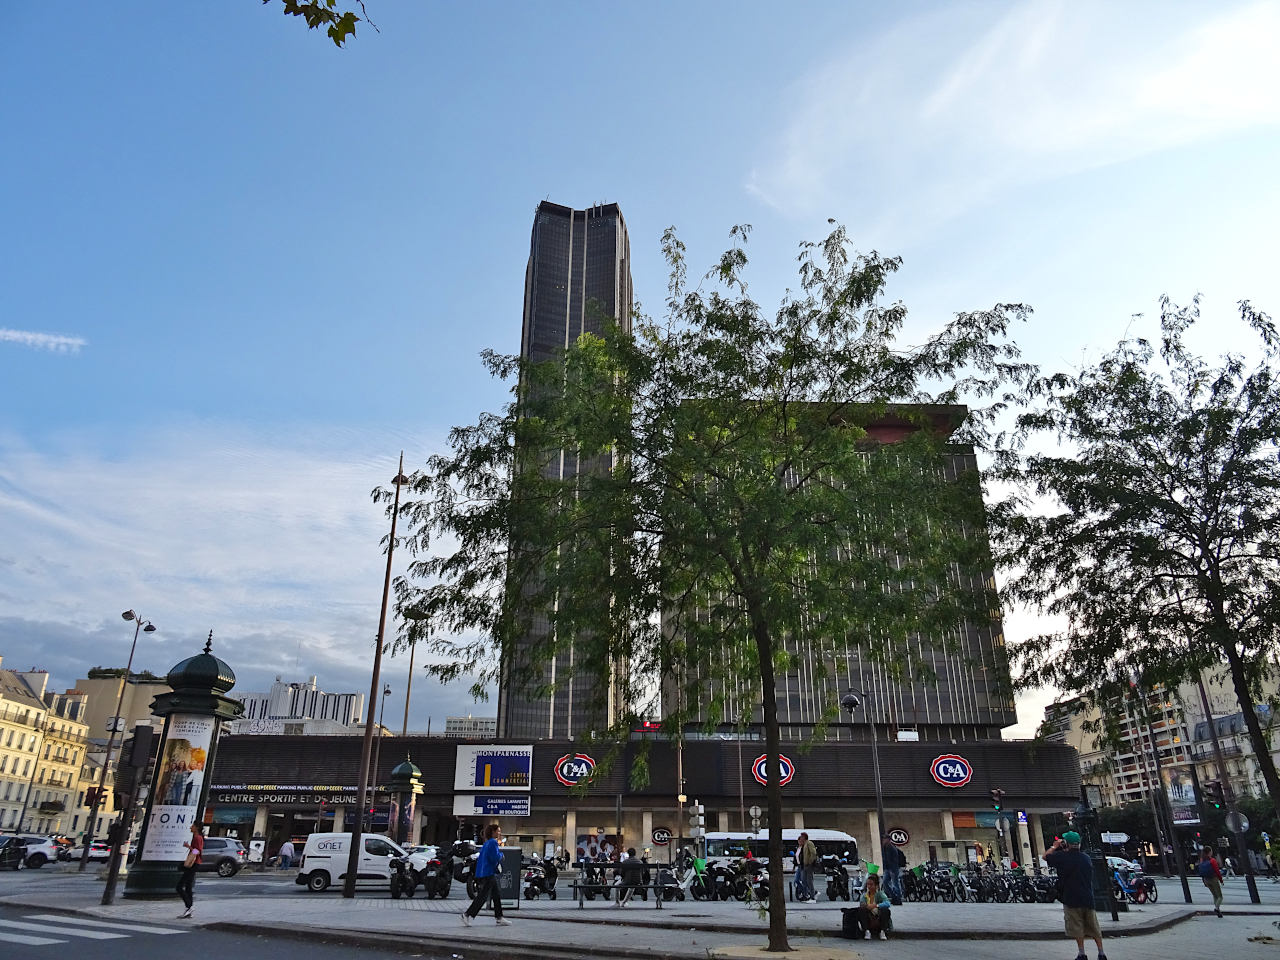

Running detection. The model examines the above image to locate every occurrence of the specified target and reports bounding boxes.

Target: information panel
[453,745,533,791]
[453,794,531,817]
[497,847,523,909]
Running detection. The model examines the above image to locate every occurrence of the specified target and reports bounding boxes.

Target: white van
[295,832,426,892]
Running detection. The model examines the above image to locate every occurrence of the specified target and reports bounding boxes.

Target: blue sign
[1017,810,1028,825]
[929,754,973,787]
[468,795,531,816]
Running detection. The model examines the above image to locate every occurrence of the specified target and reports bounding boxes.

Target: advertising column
[141,715,216,860]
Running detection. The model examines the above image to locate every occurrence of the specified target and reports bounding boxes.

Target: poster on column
[142,714,215,861]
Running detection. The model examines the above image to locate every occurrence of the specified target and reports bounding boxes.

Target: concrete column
[718,810,731,831]
[564,809,577,857]
[332,807,345,831]
[642,809,653,850]
[1016,816,1032,866]
[793,811,804,830]
[867,810,881,865]
[941,809,955,841]
[253,805,268,838]
[1029,813,1044,865]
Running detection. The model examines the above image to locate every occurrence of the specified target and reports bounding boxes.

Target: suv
[12,836,61,869]
[199,837,247,877]
[0,836,27,870]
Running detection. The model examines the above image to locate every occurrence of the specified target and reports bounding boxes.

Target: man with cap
[1046,831,1106,960]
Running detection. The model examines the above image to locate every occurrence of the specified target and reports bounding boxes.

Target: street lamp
[80,610,155,871]
[343,455,410,898]
[369,682,392,827]
[841,690,887,857]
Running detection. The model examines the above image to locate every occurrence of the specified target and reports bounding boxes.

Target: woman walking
[176,823,203,919]
[1198,846,1225,918]
[461,823,511,926]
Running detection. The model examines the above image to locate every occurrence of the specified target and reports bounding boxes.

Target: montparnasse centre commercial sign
[453,745,533,817]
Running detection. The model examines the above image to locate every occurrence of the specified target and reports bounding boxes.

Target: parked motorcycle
[420,846,454,899]
[450,840,479,899]
[821,853,852,901]
[730,857,770,903]
[578,856,611,901]
[389,854,418,899]
[523,854,559,900]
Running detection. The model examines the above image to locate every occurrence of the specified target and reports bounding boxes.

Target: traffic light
[990,788,1006,811]
[1204,780,1224,810]
[689,802,705,837]
[85,786,100,808]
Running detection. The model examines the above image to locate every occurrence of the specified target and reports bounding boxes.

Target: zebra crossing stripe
[24,914,189,935]
[0,920,126,939]
[0,932,67,945]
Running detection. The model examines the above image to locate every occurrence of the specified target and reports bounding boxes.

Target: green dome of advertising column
[124,633,244,898]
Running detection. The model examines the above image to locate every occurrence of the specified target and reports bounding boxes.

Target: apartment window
[72,815,79,830]
[17,733,24,749]
[0,755,6,773]
[43,744,50,758]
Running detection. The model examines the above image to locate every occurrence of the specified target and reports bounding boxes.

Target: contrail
[0,328,87,353]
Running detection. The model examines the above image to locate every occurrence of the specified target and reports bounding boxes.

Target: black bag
[841,907,862,939]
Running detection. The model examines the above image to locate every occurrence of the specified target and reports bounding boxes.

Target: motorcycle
[523,854,559,900]
[822,853,852,901]
[730,857,770,903]
[578,856,611,901]
[389,854,418,899]
[450,840,480,899]
[656,863,683,901]
[673,848,714,901]
[420,846,454,899]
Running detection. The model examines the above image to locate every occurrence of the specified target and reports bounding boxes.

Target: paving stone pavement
[2,869,1278,959]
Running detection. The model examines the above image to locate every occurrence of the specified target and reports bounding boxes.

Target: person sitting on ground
[855,873,892,940]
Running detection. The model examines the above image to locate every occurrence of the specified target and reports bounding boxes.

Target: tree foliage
[991,297,1280,821]
[383,223,1030,950]
[264,0,373,47]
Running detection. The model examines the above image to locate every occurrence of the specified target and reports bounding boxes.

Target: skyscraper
[497,201,633,739]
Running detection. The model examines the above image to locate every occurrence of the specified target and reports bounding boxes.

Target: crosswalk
[0,913,188,946]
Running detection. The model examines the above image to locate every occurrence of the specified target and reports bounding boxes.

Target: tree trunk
[1219,636,1280,825]
[751,611,791,952]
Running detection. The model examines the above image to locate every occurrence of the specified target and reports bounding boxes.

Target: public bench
[570,861,666,909]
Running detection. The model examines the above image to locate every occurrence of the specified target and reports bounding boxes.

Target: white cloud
[0,328,86,353]
[747,1,1280,234]
[0,422,490,728]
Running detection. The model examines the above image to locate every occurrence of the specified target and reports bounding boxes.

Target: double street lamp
[841,689,887,854]
[80,610,156,871]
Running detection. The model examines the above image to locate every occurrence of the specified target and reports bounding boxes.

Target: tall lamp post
[343,455,409,898]
[841,690,887,860]
[80,610,155,872]
[368,683,391,828]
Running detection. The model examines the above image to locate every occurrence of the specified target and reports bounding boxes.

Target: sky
[2,1,1278,737]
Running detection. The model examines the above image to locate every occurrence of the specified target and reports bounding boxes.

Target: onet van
[295,832,427,893]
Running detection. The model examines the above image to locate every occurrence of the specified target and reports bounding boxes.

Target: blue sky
[2,1,1278,735]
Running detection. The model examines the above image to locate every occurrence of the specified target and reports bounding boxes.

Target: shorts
[1063,906,1102,940]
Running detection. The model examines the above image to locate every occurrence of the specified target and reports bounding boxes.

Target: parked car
[1107,855,1142,874]
[14,836,61,869]
[83,841,113,862]
[0,836,27,870]
[199,837,248,877]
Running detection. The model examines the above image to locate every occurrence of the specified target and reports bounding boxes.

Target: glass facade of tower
[498,201,632,740]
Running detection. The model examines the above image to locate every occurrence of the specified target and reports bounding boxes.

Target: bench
[570,862,666,909]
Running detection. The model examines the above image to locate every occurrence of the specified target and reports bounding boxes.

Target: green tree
[991,297,1280,824]
[386,224,1030,950]
[263,0,373,47]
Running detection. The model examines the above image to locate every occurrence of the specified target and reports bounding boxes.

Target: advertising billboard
[1161,763,1200,825]
[453,745,533,791]
[141,714,215,861]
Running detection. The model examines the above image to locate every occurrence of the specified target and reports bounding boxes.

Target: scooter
[730,858,770,903]
[673,848,713,900]
[420,846,454,899]
[822,854,852,901]
[450,840,479,899]
[523,854,559,899]
[389,854,418,899]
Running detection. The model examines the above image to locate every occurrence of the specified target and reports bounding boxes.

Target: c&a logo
[554,753,597,786]
[929,754,973,787]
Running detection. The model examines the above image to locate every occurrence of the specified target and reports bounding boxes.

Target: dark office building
[497,201,633,740]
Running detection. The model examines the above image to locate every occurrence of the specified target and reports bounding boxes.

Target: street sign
[749,805,762,819]
[1100,832,1129,844]
[651,827,673,846]
[1226,811,1250,834]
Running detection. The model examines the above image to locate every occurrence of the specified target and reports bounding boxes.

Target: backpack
[841,907,861,939]
[1197,859,1215,879]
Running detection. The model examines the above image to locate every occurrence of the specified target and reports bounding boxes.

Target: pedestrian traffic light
[689,802,705,837]
[990,788,1006,811]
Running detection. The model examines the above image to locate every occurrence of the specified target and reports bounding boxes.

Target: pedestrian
[277,838,295,870]
[1045,832,1107,960]
[880,836,905,905]
[176,823,203,919]
[795,833,819,901]
[855,872,892,940]
[1197,846,1225,918]
[461,823,511,926]
[615,847,645,906]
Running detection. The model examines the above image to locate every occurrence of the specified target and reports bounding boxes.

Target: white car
[15,836,62,868]
[1106,855,1141,874]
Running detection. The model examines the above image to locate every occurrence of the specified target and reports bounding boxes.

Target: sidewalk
[3,872,1279,960]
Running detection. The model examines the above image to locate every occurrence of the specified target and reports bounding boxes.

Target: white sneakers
[864,931,871,939]
[880,931,888,940]
[496,918,512,926]
[460,914,471,926]
[461,912,509,926]
[179,908,193,919]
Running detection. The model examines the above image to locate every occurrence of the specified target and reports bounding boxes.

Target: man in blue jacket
[462,823,511,926]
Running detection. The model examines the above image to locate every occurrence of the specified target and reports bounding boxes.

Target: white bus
[701,829,859,870]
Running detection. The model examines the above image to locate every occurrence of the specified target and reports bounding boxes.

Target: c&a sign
[554,752,597,786]
[929,754,973,787]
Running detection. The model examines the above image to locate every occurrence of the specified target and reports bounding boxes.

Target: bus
[701,829,859,870]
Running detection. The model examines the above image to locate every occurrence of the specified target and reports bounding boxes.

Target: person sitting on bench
[615,848,646,907]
